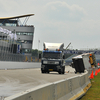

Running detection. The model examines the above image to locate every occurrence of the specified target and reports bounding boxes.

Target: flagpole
[1,32,3,60]
[12,30,14,54]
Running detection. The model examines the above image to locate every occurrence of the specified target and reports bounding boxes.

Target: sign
[64,50,100,55]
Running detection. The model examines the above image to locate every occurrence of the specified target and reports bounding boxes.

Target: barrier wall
[4,71,91,100]
[0,62,41,69]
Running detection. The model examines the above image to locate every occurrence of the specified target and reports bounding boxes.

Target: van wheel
[58,71,61,74]
[47,71,49,73]
[41,70,45,73]
[62,71,65,74]
[62,67,65,74]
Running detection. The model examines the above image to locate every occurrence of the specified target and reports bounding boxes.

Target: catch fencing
[0,52,40,62]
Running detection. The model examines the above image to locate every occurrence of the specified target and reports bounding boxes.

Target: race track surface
[0,66,79,98]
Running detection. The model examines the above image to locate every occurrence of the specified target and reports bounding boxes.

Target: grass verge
[80,73,100,100]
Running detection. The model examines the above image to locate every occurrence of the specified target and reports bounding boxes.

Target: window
[5,23,17,26]
[17,40,24,43]
[0,23,3,26]
[22,49,31,53]
[43,52,61,59]
[17,40,32,44]
[16,32,21,35]
[16,32,33,35]
[24,40,32,44]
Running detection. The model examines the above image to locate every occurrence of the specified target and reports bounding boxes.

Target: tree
[31,49,38,56]
[31,49,42,56]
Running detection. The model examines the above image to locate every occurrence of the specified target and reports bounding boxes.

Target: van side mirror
[39,54,41,59]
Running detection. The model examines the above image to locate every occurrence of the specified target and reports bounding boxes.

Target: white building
[0,14,34,55]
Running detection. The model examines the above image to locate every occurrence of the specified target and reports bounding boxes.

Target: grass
[80,72,100,100]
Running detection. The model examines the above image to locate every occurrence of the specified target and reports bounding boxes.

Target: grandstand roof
[0,14,34,20]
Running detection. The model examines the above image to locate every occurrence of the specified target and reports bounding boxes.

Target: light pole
[38,40,40,61]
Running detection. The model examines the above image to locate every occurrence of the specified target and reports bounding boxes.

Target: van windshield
[43,52,61,59]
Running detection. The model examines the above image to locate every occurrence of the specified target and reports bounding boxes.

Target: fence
[0,52,40,62]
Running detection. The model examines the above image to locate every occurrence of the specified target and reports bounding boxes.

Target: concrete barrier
[82,72,91,94]
[68,76,84,100]
[0,62,41,69]
[4,71,91,100]
[54,79,73,100]
[4,83,55,100]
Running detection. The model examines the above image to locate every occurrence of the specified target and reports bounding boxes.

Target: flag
[17,45,20,53]
[0,27,3,32]
[3,29,7,34]
[8,33,14,39]
[6,30,9,35]
[14,32,17,40]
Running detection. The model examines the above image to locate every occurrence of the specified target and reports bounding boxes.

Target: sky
[0,0,100,50]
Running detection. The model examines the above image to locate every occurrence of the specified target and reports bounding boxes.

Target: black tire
[58,71,61,74]
[62,66,65,74]
[62,71,65,74]
[75,71,77,74]
[41,70,45,73]
[47,71,49,73]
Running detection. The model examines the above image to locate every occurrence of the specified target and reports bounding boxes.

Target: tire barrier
[4,71,91,100]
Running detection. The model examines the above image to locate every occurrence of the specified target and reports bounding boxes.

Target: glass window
[23,33,27,35]
[5,23,17,26]
[16,32,21,35]
[16,32,33,35]
[17,40,32,44]
[22,49,31,53]
[17,40,24,43]
[24,40,32,44]
[43,52,61,59]
[0,23,3,26]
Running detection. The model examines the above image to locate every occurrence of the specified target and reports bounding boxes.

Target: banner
[64,50,100,55]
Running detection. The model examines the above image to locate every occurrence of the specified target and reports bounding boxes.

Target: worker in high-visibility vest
[89,54,94,68]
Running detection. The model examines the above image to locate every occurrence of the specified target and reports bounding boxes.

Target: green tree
[31,49,42,56]
[31,49,38,56]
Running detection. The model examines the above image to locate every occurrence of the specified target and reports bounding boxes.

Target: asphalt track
[0,65,79,98]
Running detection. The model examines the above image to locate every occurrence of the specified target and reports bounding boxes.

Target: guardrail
[4,71,91,100]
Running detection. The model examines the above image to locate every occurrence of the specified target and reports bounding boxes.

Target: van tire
[62,66,65,74]
[41,70,45,73]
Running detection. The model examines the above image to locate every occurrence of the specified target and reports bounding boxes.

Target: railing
[0,53,40,62]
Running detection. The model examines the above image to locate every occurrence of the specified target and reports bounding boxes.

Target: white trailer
[72,52,97,73]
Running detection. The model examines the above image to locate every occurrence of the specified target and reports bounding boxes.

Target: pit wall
[0,61,41,70]
[4,71,91,100]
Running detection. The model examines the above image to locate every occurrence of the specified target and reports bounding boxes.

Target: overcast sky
[0,0,100,50]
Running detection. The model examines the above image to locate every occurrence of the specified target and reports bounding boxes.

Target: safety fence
[4,71,91,100]
[0,52,40,62]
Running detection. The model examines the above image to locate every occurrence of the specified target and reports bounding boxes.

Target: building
[0,14,34,55]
